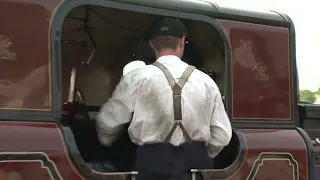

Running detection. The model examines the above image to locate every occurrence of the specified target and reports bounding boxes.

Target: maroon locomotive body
[0,0,318,179]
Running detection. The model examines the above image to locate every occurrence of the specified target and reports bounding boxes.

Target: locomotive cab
[59,4,241,174]
[1,0,316,179]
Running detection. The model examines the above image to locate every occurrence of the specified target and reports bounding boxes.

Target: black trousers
[134,141,213,180]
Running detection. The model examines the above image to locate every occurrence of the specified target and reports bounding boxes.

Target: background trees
[300,87,320,104]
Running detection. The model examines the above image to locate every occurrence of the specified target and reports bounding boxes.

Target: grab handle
[130,171,138,180]
[191,169,198,180]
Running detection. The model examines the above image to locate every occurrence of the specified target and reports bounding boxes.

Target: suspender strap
[153,62,176,88]
[153,62,195,143]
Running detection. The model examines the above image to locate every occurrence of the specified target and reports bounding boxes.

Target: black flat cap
[147,17,187,39]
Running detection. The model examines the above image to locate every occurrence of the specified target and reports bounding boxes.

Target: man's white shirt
[97,55,232,158]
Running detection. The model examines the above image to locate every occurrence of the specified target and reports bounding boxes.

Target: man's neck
[156,49,181,59]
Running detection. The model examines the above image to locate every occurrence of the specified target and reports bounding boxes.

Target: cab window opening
[58,4,239,173]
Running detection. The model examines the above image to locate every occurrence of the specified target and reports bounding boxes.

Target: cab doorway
[51,1,241,177]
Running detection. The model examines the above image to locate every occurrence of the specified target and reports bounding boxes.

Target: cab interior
[59,5,239,173]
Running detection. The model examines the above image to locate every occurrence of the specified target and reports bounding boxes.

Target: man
[96,17,232,180]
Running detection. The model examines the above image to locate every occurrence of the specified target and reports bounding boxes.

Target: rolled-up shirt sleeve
[96,77,135,147]
[207,90,232,158]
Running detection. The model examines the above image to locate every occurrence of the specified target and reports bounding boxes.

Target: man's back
[124,55,224,147]
[96,17,231,180]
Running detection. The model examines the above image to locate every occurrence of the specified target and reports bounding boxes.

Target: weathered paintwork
[0,0,51,110]
[0,122,309,179]
[0,0,292,119]
[0,122,82,179]
[0,0,312,180]
[219,20,291,120]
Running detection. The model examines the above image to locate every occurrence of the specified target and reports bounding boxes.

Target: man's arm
[207,89,232,158]
[96,77,135,147]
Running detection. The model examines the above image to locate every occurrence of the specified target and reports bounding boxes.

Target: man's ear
[180,36,186,48]
[149,40,155,50]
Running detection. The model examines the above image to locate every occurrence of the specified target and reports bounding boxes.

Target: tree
[315,87,320,96]
[300,89,316,104]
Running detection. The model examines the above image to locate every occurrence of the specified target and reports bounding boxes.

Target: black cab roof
[117,0,292,26]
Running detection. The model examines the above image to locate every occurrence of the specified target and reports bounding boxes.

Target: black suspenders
[153,62,195,143]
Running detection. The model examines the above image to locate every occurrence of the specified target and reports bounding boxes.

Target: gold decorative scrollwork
[0,35,16,60]
[251,62,273,81]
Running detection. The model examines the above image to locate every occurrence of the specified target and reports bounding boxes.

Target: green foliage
[300,89,317,104]
[315,88,320,96]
